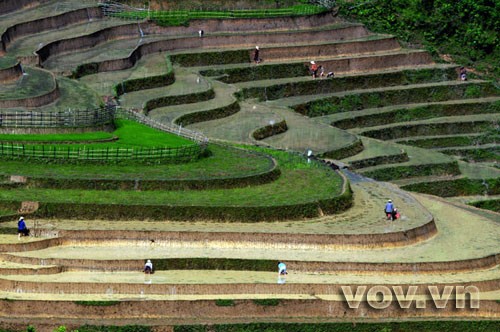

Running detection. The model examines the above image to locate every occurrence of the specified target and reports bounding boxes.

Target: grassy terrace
[0,67,55,99]
[0,143,275,180]
[0,149,342,205]
[0,119,194,148]
[0,56,17,69]
[3,76,101,112]
[112,4,327,26]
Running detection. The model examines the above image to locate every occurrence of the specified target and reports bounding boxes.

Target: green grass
[0,144,274,180]
[398,134,498,149]
[469,199,500,213]
[0,56,17,69]
[113,5,327,26]
[0,119,193,149]
[0,150,343,206]
[0,132,115,143]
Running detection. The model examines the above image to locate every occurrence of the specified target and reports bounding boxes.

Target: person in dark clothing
[17,216,29,239]
[459,67,467,81]
[253,46,261,64]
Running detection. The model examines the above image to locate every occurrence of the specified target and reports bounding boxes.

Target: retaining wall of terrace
[0,300,498,326]
[0,278,497,295]
[0,62,22,82]
[145,10,346,33]
[1,7,103,52]
[361,120,498,140]
[0,0,50,15]
[41,25,370,74]
[318,51,434,74]
[259,37,400,61]
[3,251,498,275]
[34,217,436,250]
[0,238,61,252]
[37,15,363,64]
[348,153,409,170]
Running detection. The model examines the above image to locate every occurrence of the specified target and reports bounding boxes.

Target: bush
[215,299,235,307]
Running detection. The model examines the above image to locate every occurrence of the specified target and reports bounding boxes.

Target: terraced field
[0,0,498,330]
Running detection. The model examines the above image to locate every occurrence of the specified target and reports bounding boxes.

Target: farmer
[278,261,288,275]
[144,259,154,274]
[384,200,395,220]
[253,46,261,64]
[17,216,30,239]
[309,61,318,78]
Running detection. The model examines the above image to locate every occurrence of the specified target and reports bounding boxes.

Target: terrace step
[236,66,461,108]
[339,137,408,170]
[6,18,128,58]
[118,67,212,111]
[0,67,59,109]
[187,99,359,156]
[325,97,500,130]
[78,52,173,96]
[148,80,239,126]
[0,0,97,32]
[0,192,498,270]
[0,172,435,248]
[0,267,498,299]
[200,49,435,84]
[40,23,372,72]
[1,75,100,114]
[392,133,494,148]
[356,113,499,140]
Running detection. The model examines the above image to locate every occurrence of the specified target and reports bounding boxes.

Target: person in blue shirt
[17,216,30,239]
[384,200,394,220]
[278,262,288,275]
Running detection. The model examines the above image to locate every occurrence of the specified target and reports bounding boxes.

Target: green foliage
[201,63,309,84]
[76,326,151,332]
[349,153,409,170]
[215,299,235,306]
[53,326,66,332]
[294,81,499,117]
[252,299,280,306]
[26,326,36,332]
[111,5,327,27]
[71,62,100,79]
[153,258,276,271]
[114,56,175,96]
[321,139,364,159]
[174,101,240,126]
[440,147,500,162]
[238,67,458,102]
[171,50,250,67]
[362,121,497,141]
[362,161,461,181]
[337,0,500,78]
[74,301,120,306]
[252,120,288,140]
[143,89,215,114]
[333,101,500,129]
[469,199,500,213]
[401,178,500,197]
